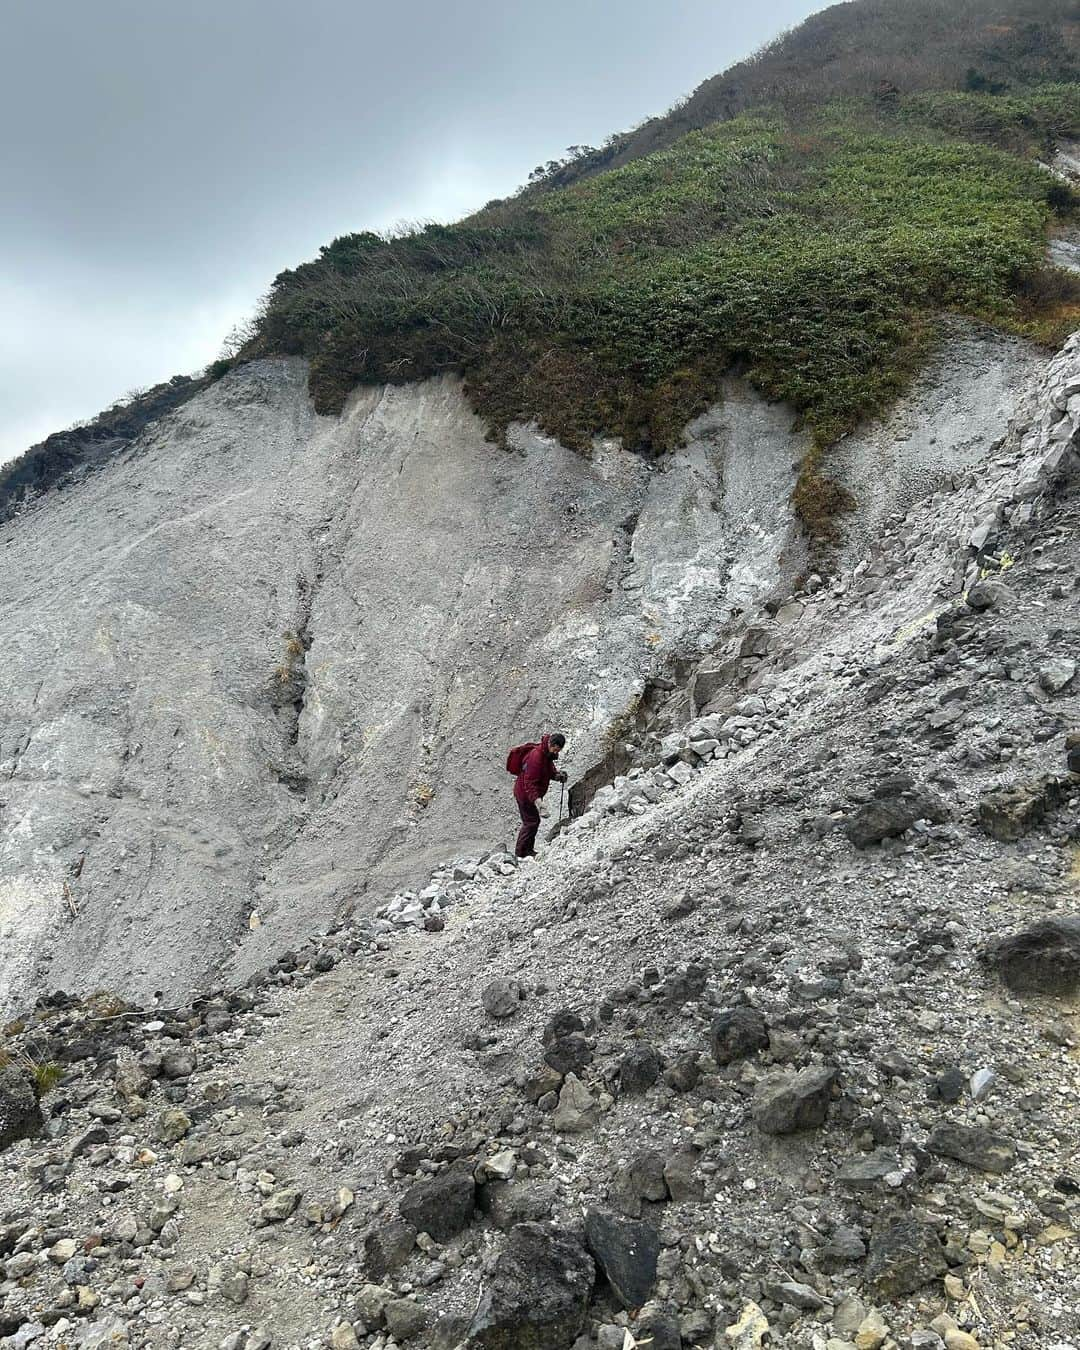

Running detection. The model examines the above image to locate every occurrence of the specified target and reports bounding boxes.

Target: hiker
[508,732,567,859]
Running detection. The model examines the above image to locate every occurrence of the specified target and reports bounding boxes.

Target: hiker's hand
[557,771,568,783]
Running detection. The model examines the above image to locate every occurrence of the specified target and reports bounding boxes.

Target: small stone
[399,1166,475,1242]
[161,1046,197,1080]
[551,1073,598,1134]
[865,1218,947,1298]
[724,1301,769,1347]
[259,1186,302,1222]
[166,1262,197,1292]
[765,1279,824,1311]
[619,1042,660,1094]
[1039,658,1076,694]
[49,1238,78,1264]
[463,1222,594,1348]
[711,1007,769,1066]
[210,1262,249,1304]
[662,1150,702,1202]
[943,1332,980,1350]
[854,1308,888,1350]
[330,1325,361,1350]
[365,1220,417,1279]
[482,978,525,1019]
[383,1297,429,1342]
[926,1123,1016,1174]
[155,1107,192,1143]
[753,1065,837,1134]
[0,1065,45,1151]
[981,915,1080,995]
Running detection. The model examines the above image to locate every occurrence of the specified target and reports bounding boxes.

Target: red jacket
[514,736,561,804]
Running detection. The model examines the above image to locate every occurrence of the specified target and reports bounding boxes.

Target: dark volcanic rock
[926,1123,1016,1174]
[0,1065,44,1152]
[845,780,949,848]
[482,978,525,1019]
[584,1208,660,1310]
[981,915,1080,995]
[619,1042,660,1094]
[753,1065,837,1134]
[465,1222,595,1349]
[710,1007,769,1066]
[400,1165,476,1242]
[866,1217,948,1298]
[543,1034,592,1077]
[632,1305,681,1350]
[365,1219,418,1279]
[837,1148,899,1192]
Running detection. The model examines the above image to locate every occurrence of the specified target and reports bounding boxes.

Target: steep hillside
[242,7,1080,540]
[0,315,1076,1350]
[0,361,810,1012]
[535,0,1080,185]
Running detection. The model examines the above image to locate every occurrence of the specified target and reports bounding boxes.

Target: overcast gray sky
[0,0,819,463]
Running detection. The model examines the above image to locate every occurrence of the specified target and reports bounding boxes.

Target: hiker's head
[549,732,566,757]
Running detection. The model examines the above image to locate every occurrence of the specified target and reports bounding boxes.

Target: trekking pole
[559,780,566,823]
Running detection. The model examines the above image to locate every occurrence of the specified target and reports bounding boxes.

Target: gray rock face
[829,322,1043,567]
[0,1064,43,1152]
[0,362,805,1010]
[465,1222,595,1349]
[981,915,1080,995]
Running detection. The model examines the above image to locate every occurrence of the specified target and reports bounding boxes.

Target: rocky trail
[1,330,1079,1350]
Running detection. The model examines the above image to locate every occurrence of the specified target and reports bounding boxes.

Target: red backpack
[506,742,537,775]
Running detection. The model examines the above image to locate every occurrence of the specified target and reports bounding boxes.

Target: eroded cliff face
[0,359,808,1009]
[0,324,1050,1008]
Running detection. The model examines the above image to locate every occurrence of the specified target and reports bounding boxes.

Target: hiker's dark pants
[515,795,541,857]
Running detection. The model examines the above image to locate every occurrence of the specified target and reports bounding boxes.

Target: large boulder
[399,1165,476,1243]
[584,1209,659,1310]
[753,1066,837,1135]
[464,1222,595,1348]
[981,915,1080,995]
[845,779,949,848]
[0,1064,44,1152]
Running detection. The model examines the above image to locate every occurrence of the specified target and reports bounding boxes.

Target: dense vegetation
[245,58,1080,536]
